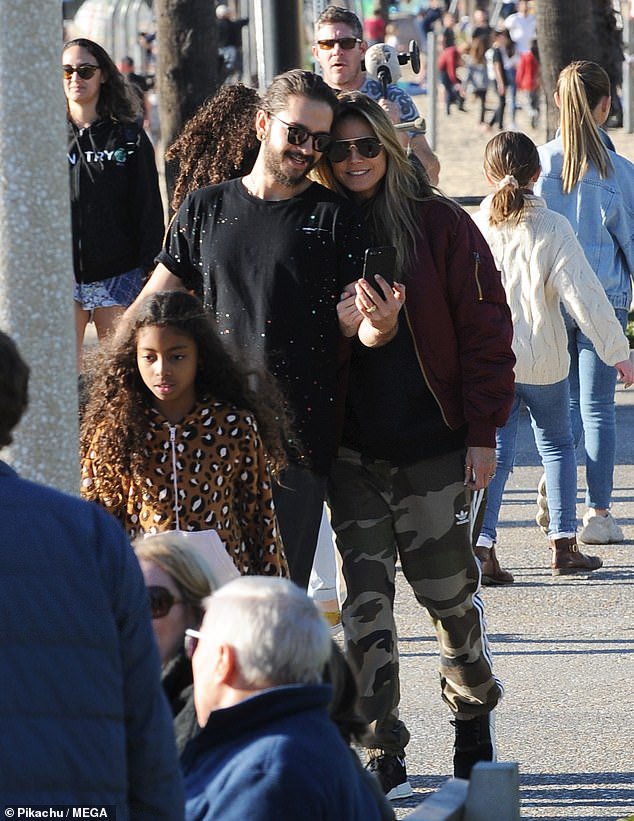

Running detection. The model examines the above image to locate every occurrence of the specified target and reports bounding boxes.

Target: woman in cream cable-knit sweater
[472,131,633,582]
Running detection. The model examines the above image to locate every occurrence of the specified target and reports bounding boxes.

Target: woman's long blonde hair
[312,91,437,277]
[557,60,612,193]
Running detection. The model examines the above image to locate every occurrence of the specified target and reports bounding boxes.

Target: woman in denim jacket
[535,60,634,546]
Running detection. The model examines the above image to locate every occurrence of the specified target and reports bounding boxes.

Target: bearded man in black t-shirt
[126,70,388,588]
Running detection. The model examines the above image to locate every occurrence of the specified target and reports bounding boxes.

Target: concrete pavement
[391,385,634,820]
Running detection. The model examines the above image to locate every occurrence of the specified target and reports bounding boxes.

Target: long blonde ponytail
[557,61,612,193]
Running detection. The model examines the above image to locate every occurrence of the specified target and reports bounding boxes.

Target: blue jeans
[566,308,627,510]
[481,380,577,542]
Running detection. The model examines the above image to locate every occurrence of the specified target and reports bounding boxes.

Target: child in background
[515,38,540,128]
[485,28,511,130]
[472,131,632,582]
[464,33,489,127]
[438,27,465,114]
[80,290,288,578]
[535,60,634,544]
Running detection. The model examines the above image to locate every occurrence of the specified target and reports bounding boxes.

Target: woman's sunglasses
[63,64,99,80]
[184,628,202,660]
[269,113,332,153]
[147,585,183,620]
[327,137,383,164]
[316,37,362,51]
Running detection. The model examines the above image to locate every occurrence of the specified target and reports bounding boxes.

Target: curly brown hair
[80,292,289,507]
[166,84,261,211]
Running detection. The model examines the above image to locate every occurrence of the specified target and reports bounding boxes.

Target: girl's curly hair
[166,84,261,211]
[80,291,289,505]
[63,38,140,123]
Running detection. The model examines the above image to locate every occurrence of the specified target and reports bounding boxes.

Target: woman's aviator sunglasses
[147,585,183,620]
[269,113,332,153]
[63,64,100,80]
[327,137,383,164]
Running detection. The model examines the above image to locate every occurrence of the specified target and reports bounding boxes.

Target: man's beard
[263,142,316,188]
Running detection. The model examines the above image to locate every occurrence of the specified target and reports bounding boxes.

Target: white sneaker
[579,512,624,545]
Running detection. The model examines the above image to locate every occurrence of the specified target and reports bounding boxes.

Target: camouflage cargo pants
[328,446,503,755]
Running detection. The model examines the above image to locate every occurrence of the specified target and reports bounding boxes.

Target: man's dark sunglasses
[316,37,362,50]
[269,113,331,153]
[147,585,183,619]
[63,64,100,80]
[327,137,384,163]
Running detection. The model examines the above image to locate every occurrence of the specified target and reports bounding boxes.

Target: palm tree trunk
[154,0,221,208]
[535,0,601,139]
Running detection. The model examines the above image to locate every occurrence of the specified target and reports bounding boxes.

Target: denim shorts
[74,266,146,311]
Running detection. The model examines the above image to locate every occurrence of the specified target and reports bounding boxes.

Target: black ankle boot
[452,713,495,778]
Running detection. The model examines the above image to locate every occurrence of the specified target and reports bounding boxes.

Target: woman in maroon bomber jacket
[313,91,515,795]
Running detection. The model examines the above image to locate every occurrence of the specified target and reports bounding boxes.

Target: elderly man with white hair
[182,577,382,820]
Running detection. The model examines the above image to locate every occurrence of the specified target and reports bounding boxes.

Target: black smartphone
[363,246,396,299]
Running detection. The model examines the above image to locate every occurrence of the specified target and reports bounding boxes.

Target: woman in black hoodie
[63,38,164,368]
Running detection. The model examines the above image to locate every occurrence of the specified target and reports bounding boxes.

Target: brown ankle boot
[474,544,514,585]
[550,536,603,576]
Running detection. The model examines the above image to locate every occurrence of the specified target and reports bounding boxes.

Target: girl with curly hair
[64,38,164,369]
[80,290,288,578]
[165,83,261,212]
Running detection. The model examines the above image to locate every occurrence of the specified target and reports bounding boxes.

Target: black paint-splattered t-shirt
[157,178,367,474]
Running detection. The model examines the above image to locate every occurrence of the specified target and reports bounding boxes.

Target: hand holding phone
[363,246,396,300]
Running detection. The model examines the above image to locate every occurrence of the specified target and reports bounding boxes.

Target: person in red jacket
[313,93,514,798]
[363,7,386,45]
[438,27,466,114]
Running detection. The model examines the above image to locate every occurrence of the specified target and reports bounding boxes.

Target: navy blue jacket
[182,684,382,820]
[0,461,184,818]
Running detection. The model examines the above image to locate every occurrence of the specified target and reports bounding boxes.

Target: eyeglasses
[63,64,100,80]
[269,113,332,153]
[184,628,202,659]
[147,585,183,620]
[327,137,384,163]
[316,37,362,51]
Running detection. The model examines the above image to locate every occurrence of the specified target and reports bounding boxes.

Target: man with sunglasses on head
[0,331,184,816]
[126,70,369,591]
[313,5,440,185]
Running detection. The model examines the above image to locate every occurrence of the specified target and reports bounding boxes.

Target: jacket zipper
[168,424,181,530]
[403,307,452,429]
[473,252,484,302]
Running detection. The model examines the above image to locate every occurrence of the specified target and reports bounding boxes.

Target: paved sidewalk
[391,385,634,820]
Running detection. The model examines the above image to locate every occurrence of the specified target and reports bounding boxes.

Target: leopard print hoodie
[81,399,287,577]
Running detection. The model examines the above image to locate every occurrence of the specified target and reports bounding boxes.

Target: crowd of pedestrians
[421,0,539,132]
[2,2,633,818]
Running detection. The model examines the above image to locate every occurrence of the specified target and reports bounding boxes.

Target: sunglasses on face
[184,628,202,660]
[147,585,183,619]
[316,37,362,50]
[269,113,332,153]
[327,137,383,163]
[63,64,100,80]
